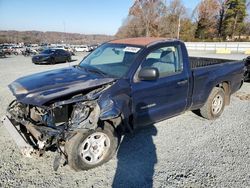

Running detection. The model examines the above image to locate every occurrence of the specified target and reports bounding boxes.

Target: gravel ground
[0,53,249,188]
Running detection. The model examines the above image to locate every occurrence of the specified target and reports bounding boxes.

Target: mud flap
[1,116,35,157]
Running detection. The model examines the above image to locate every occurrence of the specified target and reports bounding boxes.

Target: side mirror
[138,67,159,81]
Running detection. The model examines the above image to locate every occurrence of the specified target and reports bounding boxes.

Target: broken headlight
[70,102,91,129]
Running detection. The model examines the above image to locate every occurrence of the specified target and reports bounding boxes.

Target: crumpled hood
[9,66,115,106]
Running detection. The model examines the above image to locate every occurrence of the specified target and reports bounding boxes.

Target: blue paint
[9,40,245,128]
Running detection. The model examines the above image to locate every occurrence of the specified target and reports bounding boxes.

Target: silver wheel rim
[212,94,223,115]
[79,132,110,165]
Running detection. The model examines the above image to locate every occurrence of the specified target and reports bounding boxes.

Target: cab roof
[109,37,174,47]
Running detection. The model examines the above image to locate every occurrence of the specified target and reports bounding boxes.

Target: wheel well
[216,82,231,105]
[106,115,134,135]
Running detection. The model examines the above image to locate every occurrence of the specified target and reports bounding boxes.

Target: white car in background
[75,45,90,52]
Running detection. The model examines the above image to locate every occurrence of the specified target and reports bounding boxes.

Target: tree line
[0,30,114,44]
[116,0,250,41]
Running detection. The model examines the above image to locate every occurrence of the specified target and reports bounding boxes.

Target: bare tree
[130,0,166,36]
[116,0,166,38]
[194,0,220,39]
[160,0,186,38]
[116,0,194,40]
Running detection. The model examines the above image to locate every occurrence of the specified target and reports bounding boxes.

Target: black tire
[50,57,55,64]
[66,56,71,62]
[65,122,120,171]
[244,71,250,82]
[200,87,225,120]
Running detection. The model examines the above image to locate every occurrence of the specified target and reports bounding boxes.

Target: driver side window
[142,45,183,78]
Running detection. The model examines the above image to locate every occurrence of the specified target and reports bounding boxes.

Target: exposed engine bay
[5,84,112,169]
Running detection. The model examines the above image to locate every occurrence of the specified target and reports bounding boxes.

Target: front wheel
[65,122,120,171]
[244,71,250,81]
[200,87,226,120]
[50,57,55,64]
[66,56,71,62]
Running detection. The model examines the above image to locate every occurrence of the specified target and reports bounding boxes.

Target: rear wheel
[200,87,225,120]
[66,56,71,62]
[65,122,119,171]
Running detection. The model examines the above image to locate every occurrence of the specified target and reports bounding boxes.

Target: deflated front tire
[65,122,120,171]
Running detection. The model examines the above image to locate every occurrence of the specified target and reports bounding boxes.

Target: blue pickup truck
[2,38,245,171]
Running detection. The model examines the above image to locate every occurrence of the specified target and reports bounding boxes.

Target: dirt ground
[0,54,249,187]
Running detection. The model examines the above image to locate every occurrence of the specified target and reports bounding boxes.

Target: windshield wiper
[78,65,109,77]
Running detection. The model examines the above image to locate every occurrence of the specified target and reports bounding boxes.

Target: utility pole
[177,15,181,39]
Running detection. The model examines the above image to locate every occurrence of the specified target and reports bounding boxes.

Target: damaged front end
[2,84,112,169]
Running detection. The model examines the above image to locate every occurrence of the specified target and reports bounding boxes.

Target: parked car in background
[31,44,39,47]
[22,48,38,56]
[75,45,91,52]
[89,44,99,51]
[64,46,76,56]
[244,56,250,81]
[0,45,22,56]
[0,49,6,58]
[32,48,71,64]
[54,45,65,50]
[36,47,48,53]
[1,46,12,55]
[12,48,22,55]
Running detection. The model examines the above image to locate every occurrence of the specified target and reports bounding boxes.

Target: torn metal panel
[70,101,100,130]
[99,98,121,120]
[1,116,35,157]
[52,83,113,108]
[4,84,109,157]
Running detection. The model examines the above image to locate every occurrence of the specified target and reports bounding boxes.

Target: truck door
[131,44,189,126]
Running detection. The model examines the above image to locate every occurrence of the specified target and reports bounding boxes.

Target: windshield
[79,43,142,78]
[41,49,55,54]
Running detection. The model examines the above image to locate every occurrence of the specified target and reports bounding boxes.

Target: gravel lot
[0,53,249,188]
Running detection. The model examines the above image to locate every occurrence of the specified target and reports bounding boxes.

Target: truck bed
[189,56,237,69]
[189,56,244,110]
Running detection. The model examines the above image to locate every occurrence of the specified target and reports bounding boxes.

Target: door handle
[177,80,188,85]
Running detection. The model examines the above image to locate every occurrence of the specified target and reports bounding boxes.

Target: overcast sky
[0,0,201,35]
